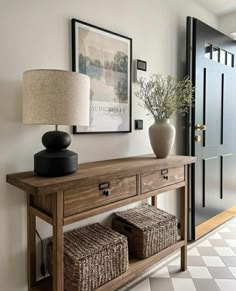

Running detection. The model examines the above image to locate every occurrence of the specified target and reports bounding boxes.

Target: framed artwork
[71,18,132,134]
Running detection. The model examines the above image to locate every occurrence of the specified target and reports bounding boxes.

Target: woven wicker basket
[112,204,177,259]
[47,223,128,291]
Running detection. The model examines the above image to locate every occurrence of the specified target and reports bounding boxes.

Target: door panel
[203,157,220,209]
[222,154,236,207]
[224,75,235,146]
[205,69,222,147]
[195,157,221,226]
[187,17,236,239]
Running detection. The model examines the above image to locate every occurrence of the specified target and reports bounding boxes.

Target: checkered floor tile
[122,217,236,291]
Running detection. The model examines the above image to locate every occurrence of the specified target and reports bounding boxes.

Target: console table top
[6,154,196,195]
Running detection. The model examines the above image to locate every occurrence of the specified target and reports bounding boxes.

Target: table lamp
[23,69,90,177]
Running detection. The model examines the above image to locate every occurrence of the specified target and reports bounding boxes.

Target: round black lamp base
[34,149,78,177]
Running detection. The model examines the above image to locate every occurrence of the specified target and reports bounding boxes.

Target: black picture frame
[71,18,132,134]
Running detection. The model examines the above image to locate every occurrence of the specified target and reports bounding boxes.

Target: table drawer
[64,175,137,217]
[141,167,184,193]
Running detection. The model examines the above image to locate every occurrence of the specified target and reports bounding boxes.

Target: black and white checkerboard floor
[123,217,236,291]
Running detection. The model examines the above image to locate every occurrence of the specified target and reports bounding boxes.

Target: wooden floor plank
[195,205,236,239]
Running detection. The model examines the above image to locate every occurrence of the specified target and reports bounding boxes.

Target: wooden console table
[6,154,196,291]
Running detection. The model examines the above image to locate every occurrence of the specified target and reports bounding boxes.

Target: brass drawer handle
[103,190,110,196]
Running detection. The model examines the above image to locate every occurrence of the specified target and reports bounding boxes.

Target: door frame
[186,16,196,240]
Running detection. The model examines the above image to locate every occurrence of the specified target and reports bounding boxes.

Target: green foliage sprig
[136,74,194,120]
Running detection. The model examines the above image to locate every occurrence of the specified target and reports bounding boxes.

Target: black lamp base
[34,149,78,177]
[34,130,78,177]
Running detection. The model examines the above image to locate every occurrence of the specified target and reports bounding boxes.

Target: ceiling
[195,0,236,15]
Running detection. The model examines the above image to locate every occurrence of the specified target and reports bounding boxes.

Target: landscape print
[73,21,131,133]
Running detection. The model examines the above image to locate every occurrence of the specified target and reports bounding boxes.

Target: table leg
[27,193,36,290]
[181,165,188,271]
[151,195,157,207]
[52,191,64,291]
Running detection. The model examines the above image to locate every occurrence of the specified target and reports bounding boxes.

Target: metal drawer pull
[99,182,110,190]
[103,190,110,196]
[161,169,169,180]
[161,169,168,175]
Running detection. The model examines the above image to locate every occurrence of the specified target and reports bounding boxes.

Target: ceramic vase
[149,119,176,158]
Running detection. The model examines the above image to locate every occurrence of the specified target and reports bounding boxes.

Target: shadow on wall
[175,115,187,155]
[0,80,44,172]
[176,22,188,81]
[0,80,22,127]
[175,19,189,157]
[0,80,25,173]
[0,80,29,290]
[0,80,49,290]
[0,79,25,143]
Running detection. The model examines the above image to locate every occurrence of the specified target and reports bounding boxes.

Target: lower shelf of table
[31,239,185,291]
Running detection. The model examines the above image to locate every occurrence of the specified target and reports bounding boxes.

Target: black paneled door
[187,18,236,240]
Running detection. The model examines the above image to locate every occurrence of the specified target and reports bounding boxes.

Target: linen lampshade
[22,69,90,177]
[23,69,90,126]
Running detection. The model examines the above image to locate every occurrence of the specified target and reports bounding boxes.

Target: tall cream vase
[149,119,176,158]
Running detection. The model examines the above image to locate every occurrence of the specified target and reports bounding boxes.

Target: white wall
[0,1,217,290]
[219,11,236,35]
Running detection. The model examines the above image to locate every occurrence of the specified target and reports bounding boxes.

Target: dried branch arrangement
[136,74,193,120]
